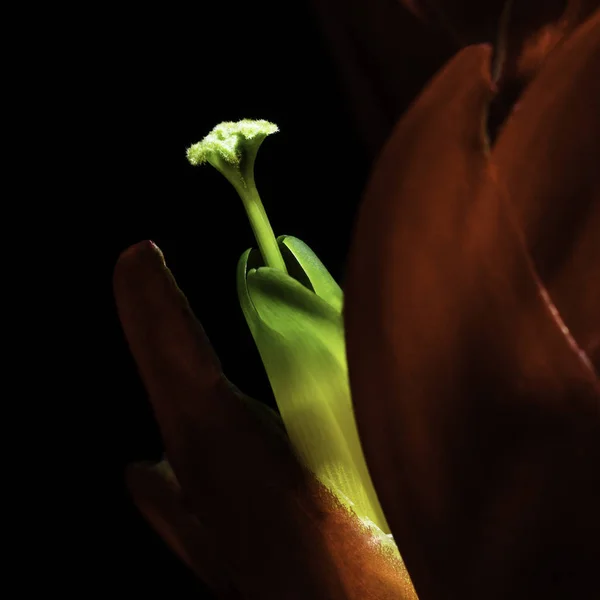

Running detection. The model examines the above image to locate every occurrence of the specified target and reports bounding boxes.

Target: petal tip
[113,240,166,290]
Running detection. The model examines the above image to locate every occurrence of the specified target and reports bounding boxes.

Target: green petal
[278,235,343,312]
[237,249,389,539]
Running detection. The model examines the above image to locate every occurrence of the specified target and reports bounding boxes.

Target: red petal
[493,8,600,369]
[345,41,600,599]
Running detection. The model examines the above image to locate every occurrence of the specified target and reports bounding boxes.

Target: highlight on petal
[345,38,600,600]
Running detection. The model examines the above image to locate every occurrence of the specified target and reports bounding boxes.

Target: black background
[70,3,370,597]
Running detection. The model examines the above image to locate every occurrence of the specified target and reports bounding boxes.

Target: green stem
[239,180,287,273]
[186,119,287,273]
[215,157,287,274]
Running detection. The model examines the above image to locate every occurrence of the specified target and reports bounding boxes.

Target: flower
[115,7,599,599]
[117,122,417,598]
[187,119,392,545]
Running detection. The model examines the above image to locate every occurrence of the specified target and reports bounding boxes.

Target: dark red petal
[126,461,240,598]
[345,41,600,600]
[493,8,600,369]
[309,0,456,156]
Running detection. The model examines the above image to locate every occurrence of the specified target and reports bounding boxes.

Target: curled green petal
[278,236,343,312]
[237,245,391,546]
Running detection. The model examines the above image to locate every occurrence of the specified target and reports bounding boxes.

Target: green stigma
[186,119,286,273]
[186,119,278,167]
